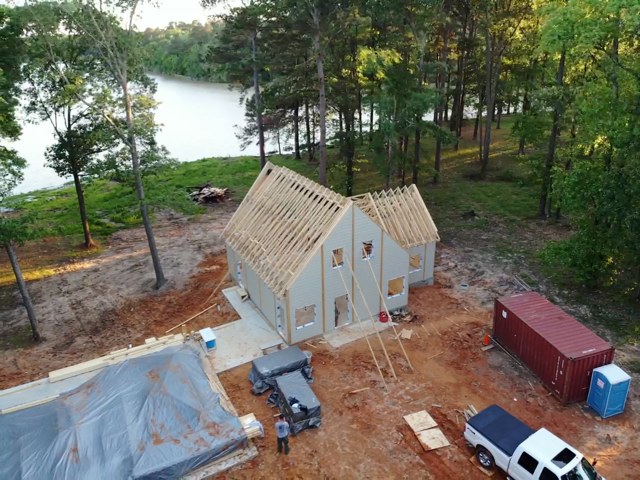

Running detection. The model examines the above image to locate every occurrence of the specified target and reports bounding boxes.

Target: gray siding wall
[321,211,353,334]
[288,250,324,344]
[408,245,425,285]
[259,278,277,328]
[424,241,436,285]
[352,207,385,322]
[243,262,260,304]
[382,231,410,312]
[226,248,238,285]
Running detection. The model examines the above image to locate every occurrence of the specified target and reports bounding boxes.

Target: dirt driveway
[220,280,639,479]
[0,209,237,389]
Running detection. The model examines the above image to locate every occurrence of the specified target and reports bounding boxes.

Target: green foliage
[142,21,228,81]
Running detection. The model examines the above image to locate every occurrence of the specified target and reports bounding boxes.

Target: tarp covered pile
[269,371,322,435]
[0,345,247,480]
[248,346,313,395]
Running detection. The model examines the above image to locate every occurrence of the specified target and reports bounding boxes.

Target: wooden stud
[341,252,398,381]
[321,244,326,333]
[332,252,388,390]
[363,245,415,372]
[286,291,292,345]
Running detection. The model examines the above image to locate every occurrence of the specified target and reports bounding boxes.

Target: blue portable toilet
[587,364,631,418]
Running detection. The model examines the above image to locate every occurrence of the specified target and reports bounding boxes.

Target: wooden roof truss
[223,162,351,298]
[353,184,439,249]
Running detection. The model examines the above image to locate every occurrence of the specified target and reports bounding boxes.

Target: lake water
[7,74,270,194]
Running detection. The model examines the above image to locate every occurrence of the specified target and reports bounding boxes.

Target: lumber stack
[239,413,263,439]
[188,184,230,204]
[48,334,185,383]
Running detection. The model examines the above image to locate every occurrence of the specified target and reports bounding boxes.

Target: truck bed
[467,404,535,456]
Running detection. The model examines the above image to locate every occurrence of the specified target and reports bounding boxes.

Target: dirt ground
[0,206,638,478]
[219,279,639,479]
[0,208,238,389]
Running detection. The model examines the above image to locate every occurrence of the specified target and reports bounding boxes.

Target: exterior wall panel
[408,245,425,285]
[494,292,614,404]
[259,279,277,328]
[289,251,324,344]
[226,248,238,284]
[381,231,410,312]
[424,241,436,284]
[352,207,385,322]
[243,263,260,304]
[321,211,353,333]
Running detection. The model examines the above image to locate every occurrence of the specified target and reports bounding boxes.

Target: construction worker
[275,414,290,455]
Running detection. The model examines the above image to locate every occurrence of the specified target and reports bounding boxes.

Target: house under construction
[223,162,439,345]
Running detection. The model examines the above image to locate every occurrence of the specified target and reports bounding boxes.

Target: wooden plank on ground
[48,334,184,383]
[403,410,437,433]
[416,428,451,451]
[469,454,496,476]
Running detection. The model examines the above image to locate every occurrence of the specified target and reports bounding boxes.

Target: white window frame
[295,304,317,330]
[387,276,406,299]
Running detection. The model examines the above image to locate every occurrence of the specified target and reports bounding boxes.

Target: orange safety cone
[483,333,491,346]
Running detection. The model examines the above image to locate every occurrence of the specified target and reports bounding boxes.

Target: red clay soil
[218,282,639,479]
[0,253,234,389]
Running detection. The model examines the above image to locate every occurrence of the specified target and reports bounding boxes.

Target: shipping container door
[551,353,568,398]
[498,306,521,356]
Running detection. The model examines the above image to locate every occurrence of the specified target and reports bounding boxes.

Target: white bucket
[460,283,469,293]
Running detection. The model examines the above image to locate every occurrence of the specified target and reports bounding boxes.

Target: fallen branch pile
[188,183,230,204]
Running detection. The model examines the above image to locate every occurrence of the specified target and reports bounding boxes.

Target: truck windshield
[561,458,598,480]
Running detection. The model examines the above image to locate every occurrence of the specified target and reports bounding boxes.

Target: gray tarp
[248,346,313,395]
[0,345,247,480]
[272,371,321,435]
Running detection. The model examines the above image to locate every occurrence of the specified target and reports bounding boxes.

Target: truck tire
[476,446,495,470]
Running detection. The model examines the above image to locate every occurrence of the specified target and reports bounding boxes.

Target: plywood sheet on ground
[416,428,450,451]
[403,410,437,433]
[324,318,391,348]
[469,455,496,477]
[212,288,285,373]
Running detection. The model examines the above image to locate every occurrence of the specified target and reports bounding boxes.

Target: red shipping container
[493,292,614,404]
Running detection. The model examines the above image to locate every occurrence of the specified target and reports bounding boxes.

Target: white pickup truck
[464,405,604,480]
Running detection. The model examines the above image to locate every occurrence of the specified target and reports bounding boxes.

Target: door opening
[335,294,350,328]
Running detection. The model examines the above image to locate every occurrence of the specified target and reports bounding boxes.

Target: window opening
[362,241,373,260]
[295,305,316,329]
[410,254,422,272]
[387,276,406,298]
[332,248,344,268]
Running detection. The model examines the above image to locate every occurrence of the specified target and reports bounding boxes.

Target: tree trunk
[6,241,40,342]
[358,88,363,144]
[369,87,375,142]
[481,37,501,177]
[313,10,327,186]
[293,101,301,159]
[434,27,449,184]
[345,111,354,196]
[304,99,313,161]
[413,32,427,186]
[496,100,503,129]
[72,169,95,249]
[538,47,566,218]
[518,81,531,155]
[339,110,343,134]
[251,35,266,169]
[444,70,451,122]
[123,80,165,289]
